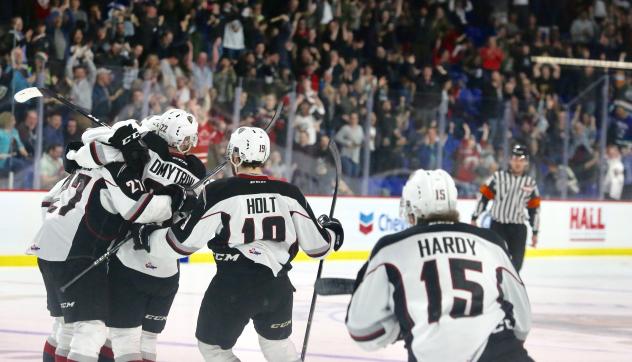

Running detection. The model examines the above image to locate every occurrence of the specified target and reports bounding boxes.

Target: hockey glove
[63,142,83,173]
[155,184,201,214]
[130,223,162,253]
[108,124,149,171]
[318,214,344,251]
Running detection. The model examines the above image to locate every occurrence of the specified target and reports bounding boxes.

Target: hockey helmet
[511,144,529,159]
[144,109,199,153]
[400,169,458,221]
[226,126,271,167]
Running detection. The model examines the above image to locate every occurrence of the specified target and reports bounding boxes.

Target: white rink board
[0,191,631,255]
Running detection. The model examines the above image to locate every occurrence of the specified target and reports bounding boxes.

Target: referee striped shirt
[472,170,541,234]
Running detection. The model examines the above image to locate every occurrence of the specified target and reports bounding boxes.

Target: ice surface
[1,257,631,361]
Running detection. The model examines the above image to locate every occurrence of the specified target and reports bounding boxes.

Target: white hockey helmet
[400,169,458,222]
[143,109,199,153]
[226,126,271,167]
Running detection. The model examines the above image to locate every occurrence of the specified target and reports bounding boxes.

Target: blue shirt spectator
[0,112,28,170]
[43,113,64,149]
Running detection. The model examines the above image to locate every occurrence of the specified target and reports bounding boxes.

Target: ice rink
[1,256,631,361]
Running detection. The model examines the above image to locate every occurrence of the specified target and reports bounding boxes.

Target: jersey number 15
[420,258,484,323]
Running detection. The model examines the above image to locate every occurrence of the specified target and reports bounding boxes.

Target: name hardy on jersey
[148,158,195,185]
[247,197,277,214]
[418,236,477,258]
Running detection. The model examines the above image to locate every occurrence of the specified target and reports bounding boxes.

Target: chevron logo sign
[359,212,374,235]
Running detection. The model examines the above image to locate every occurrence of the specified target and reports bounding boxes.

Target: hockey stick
[59,231,130,293]
[16,86,283,192]
[301,140,341,361]
[59,103,285,293]
[187,102,283,192]
[14,87,110,128]
[314,277,355,295]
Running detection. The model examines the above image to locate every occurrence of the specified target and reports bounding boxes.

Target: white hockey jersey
[346,222,531,362]
[29,163,174,261]
[145,174,335,276]
[64,127,206,277]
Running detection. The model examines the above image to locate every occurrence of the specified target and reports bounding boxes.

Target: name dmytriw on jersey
[148,158,196,186]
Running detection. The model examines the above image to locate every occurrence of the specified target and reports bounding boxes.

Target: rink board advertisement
[0,191,630,265]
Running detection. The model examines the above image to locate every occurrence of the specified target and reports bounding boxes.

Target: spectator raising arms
[335,112,364,178]
[0,1,630,198]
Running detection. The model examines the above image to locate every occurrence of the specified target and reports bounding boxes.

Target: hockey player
[30,121,199,362]
[346,169,533,362]
[68,109,206,362]
[131,126,344,361]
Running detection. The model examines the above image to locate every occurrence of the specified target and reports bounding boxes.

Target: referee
[471,144,541,271]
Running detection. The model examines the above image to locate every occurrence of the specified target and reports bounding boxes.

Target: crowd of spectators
[1,0,632,199]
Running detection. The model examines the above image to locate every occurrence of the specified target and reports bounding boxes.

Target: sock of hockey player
[110,327,142,362]
[140,330,158,362]
[258,335,301,362]
[197,340,241,362]
[67,320,107,362]
[44,317,62,362]
[98,339,114,362]
[55,320,74,362]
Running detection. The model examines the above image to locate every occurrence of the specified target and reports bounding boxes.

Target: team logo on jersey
[145,262,157,269]
[359,212,374,234]
[248,248,262,256]
[29,244,40,251]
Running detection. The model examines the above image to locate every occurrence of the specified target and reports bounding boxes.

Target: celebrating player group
[29,105,534,362]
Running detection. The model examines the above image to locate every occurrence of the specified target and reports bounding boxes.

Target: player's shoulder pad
[453,222,509,254]
[104,162,146,199]
[142,132,171,160]
[203,176,307,210]
[369,224,433,260]
[370,222,510,259]
[185,154,207,179]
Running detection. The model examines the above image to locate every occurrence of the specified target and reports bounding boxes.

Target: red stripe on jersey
[362,263,416,328]
[349,328,386,342]
[237,174,270,181]
[166,232,194,256]
[90,142,103,166]
[290,210,311,219]
[128,194,154,222]
[200,211,223,220]
[305,248,329,258]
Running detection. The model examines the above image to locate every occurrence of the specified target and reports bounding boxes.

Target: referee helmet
[511,144,529,159]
